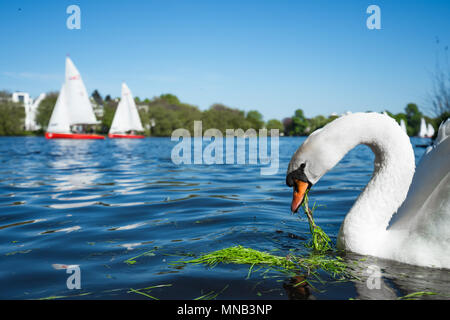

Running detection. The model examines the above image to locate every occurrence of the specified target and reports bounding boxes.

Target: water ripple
[0,136,447,300]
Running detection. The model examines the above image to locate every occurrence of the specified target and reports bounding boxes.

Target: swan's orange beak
[291,180,309,213]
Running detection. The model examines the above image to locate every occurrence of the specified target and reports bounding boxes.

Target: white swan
[286,113,450,269]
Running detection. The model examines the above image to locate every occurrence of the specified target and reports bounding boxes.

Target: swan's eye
[286,163,307,187]
[286,162,311,188]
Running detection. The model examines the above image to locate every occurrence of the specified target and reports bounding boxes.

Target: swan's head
[286,127,344,212]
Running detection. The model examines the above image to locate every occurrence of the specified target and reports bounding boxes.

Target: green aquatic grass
[194,285,229,300]
[397,291,438,300]
[124,247,158,265]
[177,245,350,281]
[179,245,296,271]
[128,288,159,300]
[128,284,172,300]
[301,191,332,253]
[39,295,69,300]
[39,292,92,300]
[293,254,347,278]
[127,283,228,300]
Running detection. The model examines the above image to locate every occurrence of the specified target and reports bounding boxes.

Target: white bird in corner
[286,113,450,269]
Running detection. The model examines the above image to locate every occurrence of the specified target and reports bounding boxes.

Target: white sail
[426,123,435,137]
[47,84,71,133]
[400,119,407,134]
[109,83,144,134]
[126,84,144,132]
[109,94,130,134]
[65,57,98,125]
[418,118,428,138]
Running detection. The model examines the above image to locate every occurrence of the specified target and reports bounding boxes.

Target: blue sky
[1,0,449,120]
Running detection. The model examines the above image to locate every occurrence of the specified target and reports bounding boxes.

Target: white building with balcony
[12,91,46,131]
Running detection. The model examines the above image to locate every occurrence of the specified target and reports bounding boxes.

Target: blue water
[0,136,449,300]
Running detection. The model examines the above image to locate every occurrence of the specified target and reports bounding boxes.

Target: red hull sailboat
[108,133,145,139]
[46,132,104,139]
[46,57,104,140]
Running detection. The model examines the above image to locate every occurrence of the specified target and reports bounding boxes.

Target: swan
[286,112,450,269]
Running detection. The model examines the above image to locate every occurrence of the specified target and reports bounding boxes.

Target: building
[12,91,46,131]
[90,98,104,118]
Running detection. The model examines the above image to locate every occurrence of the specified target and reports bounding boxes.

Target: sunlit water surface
[0,136,448,300]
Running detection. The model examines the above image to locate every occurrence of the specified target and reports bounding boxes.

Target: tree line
[34,91,284,136]
[0,89,448,138]
[0,91,25,136]
[282,103,443,137]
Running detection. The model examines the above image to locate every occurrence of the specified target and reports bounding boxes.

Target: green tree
[266,119,284,132]
[290,109,308,136]
[0,90,11,101]
[35,93,58,130]
[405,103,423,136]
[307,115,329,133]
[139,94,202,136]
[245,110,264,130]
[160,94,180,105]
[0,100,25,135]
[202,104,250,134]
[100,100,118,133]
[91,90,103,105]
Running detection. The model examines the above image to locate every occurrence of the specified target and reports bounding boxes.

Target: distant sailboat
[418,118,428,138]
[426,123,435,138]
[108,83,145,139]
[46,57,104,139]
[400,119,407,134]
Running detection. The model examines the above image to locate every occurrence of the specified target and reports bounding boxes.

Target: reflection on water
[0,136,448,300]
[49,140,103,193]
[344,253,450,300]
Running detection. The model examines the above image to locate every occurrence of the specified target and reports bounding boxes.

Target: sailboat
[108,83,145,139]
[426,123,435,138]
[400,119,407,134]
[45,57,104,139]
[418,117,428,138]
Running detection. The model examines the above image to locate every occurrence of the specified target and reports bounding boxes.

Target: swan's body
[286,113,450,269]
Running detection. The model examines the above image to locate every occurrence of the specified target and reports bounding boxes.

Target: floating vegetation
[174,245,296,281]
[179,245,295,270]
[39,295,69,300]
[124,247,158,265]
[290,254,348,278]
[39,292,92,300]
[175,245,350,282]
[397,291,438,300]
[128,284,172,300]
[194,285,229,300]
[5,249,32,256]
[299,191,332,253]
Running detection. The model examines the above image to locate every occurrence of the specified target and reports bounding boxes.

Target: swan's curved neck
[289,114,416,254]
[323,115,415,254]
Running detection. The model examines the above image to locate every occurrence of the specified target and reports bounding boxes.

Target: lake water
[0,136,449,300]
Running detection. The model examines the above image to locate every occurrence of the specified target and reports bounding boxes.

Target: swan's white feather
[386,119,450,268]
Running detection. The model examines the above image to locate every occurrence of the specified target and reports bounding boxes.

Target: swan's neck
[330,115,416,254]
